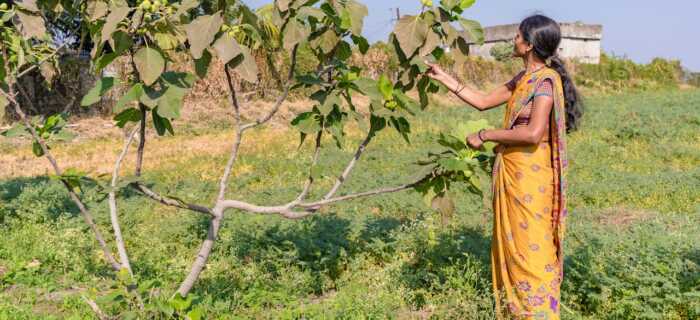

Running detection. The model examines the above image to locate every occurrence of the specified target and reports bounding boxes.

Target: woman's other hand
[466,133,484,149]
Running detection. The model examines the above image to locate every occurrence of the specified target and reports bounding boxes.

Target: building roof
[469,22,603,44]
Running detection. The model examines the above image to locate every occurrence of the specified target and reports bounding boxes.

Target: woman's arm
[425,62,511,111]
[468,94,554,148]
[444,80,513,111]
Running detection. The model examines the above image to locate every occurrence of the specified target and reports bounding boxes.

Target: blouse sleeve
[505,71,525,91]
[534,79,553,98]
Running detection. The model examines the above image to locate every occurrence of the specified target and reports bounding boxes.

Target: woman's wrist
[445,77,460,92]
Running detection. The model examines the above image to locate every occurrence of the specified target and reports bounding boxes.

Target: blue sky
[243,0,700,71]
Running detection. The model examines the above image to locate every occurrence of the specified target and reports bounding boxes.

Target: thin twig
[82,296,110,320]
[134,104,147,177]
[217,65,245,201]
[240,44,299,131]
[15,44,67,79]
[108,128,139,276]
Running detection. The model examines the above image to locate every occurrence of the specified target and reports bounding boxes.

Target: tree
[1,0,493,317]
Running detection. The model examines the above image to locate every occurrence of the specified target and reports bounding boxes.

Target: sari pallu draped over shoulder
[491,67,569,320]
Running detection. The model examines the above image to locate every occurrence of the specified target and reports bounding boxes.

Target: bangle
[477,129,486,142]
[453,82,465,94]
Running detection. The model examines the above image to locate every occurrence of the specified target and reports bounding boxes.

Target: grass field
[1,89,699,319]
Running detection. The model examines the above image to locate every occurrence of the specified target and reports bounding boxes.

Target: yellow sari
[491,67,568,319]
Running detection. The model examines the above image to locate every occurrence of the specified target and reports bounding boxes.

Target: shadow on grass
[0,176,82,222]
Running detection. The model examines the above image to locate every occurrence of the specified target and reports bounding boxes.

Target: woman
[425,15,583,319]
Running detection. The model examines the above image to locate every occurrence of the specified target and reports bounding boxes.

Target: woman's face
[513,30,531,58]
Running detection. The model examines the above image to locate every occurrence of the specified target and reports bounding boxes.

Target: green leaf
[393,15,429,57]
[212,34,242,64]
[52,129,76,142]
[312,29,339,54]
[438,158,470,172]
[351,35,369,54]
[459,0,476,9]
[377,74,393,100]
[354,78,382,102]
[291,112,322,134]
[100,6,129,44]
[175,0,199,17]
[154,32,179,50]
[438,132,466,151]
[152,108,174,135]
[369,114,386,136]
[139,86,162,108]
[86,0,109,21]
[394,90,419,114]
[187,307,204,320]
[417,76,430,109]
[156,72,194,119]
[81,77,117,107]
[420,30,441,57]
[453,119,493,140]
[169,293,193,312]
[156,86,184,119]
[114,84,144,113]
[134,47,165,86]
[94,52,119,73]
[40,62,57,86]
[2,123,28,138]
[113,108,142,128]
[468,173,482,194]
[32,141,44,157]
[194,49,212,79]
[319,92,341,116]
[231,46,258,83]
[283,18,310,52]
[345,0,368,36]
[185,13,224,59]
[276,0,292,11]
[296,74,323,86]
[336,40,352,61]
[390,116,411,143]
[15,10,47,39]
[459,18,484,45]
[14,0,39,12]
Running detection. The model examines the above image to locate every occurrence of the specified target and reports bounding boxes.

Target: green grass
[1,89,699,319]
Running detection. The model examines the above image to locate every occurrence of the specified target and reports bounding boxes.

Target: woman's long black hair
[520,15,583,132]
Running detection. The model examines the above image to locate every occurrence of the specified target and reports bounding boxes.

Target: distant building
[468,22,603,64]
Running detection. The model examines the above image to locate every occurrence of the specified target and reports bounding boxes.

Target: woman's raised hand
[424,61,454,85]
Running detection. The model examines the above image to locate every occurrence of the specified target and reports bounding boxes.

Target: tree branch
[217,65,246,202]
[131,182,213,215]
[321,131,374,201]
[299,179,424,209]
[215,176,427,220]
[108,128,139,276]
[82,296,110,320]
[175,209,223,296]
